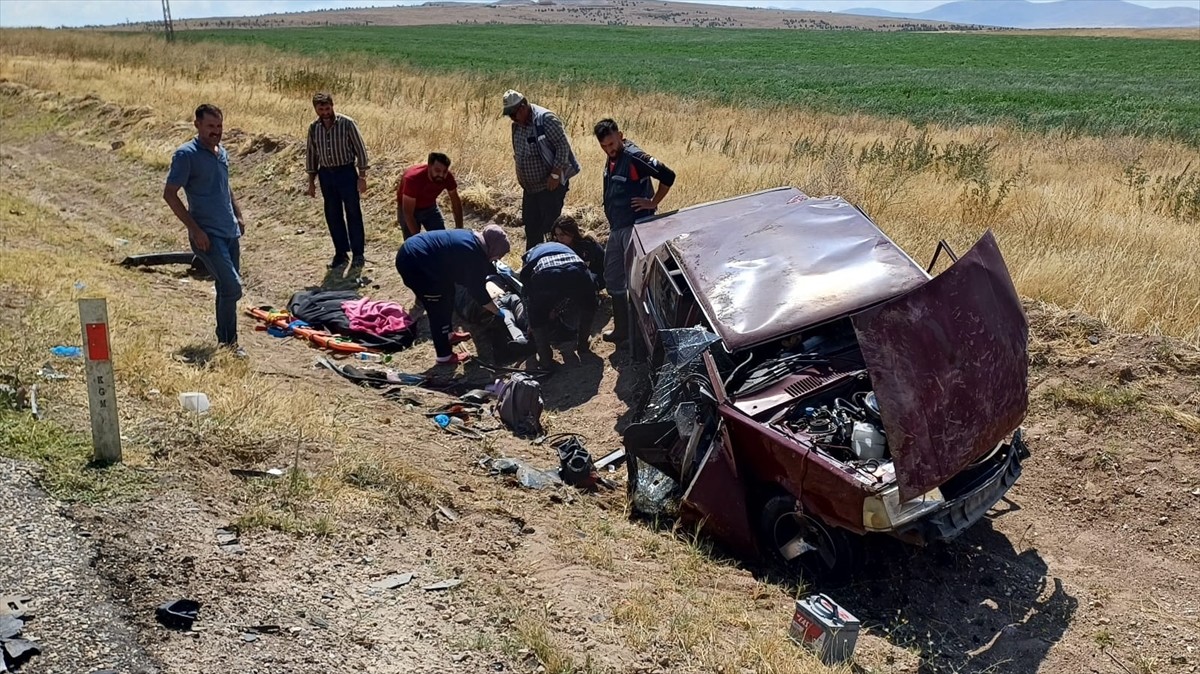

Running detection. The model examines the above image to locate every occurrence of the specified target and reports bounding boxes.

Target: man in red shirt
[397,152,464,239]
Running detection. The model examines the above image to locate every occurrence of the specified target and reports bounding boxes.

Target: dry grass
[0,184,435,529]
[0,30,1198,343]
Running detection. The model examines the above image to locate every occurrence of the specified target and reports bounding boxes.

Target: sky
[0,0,1196,28]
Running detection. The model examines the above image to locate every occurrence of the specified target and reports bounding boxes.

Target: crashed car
[621,187,1029,575]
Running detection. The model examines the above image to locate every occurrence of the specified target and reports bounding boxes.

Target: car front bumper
[897,430,1028,545]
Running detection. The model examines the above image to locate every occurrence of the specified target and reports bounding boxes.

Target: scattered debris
[1088,334,1101,345]
[369,573,414,590]
[155,599,200,630]
[49,346,81,359]
[111,140,125,150]
[0,616,22,640]
[241,633,259,643]
[118,251,196,268]
[179,391,210,414]
[241,625,280,635]
[26,385,39,420]
[0,596,31,619]
[437,504,460,522]
[421,578,463,592]
[0,600,40,671]
[36,363,68,380]
[549,434,597,488]
[2,639,40,669]
[594,448,627,471]
[215,527,245,555]
[229,468,285,480]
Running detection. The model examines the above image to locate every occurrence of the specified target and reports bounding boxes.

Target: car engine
[781,391,888,463]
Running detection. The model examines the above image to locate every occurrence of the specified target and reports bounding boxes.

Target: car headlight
[863,486,945,532]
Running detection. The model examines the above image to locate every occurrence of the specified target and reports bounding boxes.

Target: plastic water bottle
[354,352,391,363]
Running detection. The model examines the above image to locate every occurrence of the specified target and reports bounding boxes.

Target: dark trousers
[521,185,568,252]
[317,164,364,257]
[525,263,597,330]
[190,234,242,346]
[401,205,446,240]
[396,250,454,358]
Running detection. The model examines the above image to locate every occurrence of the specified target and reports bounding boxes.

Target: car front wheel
[759,492,856,583]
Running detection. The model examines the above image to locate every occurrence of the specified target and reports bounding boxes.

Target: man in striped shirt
[305,92,370,270]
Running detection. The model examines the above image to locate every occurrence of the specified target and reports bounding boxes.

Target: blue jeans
[191,234,242,346]
[402,205,446,240]
[317,164,364,257]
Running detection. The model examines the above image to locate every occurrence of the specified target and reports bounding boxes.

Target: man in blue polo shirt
[163,103,247,358]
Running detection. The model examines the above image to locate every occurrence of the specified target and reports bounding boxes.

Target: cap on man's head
[501,89,526,117]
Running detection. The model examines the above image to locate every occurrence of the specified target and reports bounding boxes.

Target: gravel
[0,458,160,674]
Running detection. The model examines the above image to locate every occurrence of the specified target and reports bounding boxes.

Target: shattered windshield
[641,327,722,423]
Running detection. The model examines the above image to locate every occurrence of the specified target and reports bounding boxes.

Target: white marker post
[79,298,122,463]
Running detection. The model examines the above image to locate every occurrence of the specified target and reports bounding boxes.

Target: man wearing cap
[501,90,581,252]
[593,118,676,345]
[395,226,512,366]
[397,152,463,239]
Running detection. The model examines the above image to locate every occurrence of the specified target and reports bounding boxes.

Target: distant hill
[104,0,988,32]
[844,0,1200,29]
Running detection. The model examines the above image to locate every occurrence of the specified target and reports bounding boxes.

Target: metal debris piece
[369,573,414,590]
[241,633,259,643]
[594,448,627,471]
[437,505,460,522]
[421,578,464,592]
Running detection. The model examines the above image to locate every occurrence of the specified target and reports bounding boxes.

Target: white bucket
[179,392,210,414]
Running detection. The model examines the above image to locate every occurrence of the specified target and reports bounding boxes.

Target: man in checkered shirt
[519,241,597,368]
[502,89,581,252]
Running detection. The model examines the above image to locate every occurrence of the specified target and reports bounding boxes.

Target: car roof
[632,187,931,351]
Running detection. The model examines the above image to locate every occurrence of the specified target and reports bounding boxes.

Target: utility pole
[162,0,175,42]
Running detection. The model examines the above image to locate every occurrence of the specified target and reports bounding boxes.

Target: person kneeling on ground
[550,218,606,292]
[519,241,597,368]
[395,226,511,366]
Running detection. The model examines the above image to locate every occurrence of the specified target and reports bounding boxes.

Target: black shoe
[328,254,349,269]
[349,255,366,270]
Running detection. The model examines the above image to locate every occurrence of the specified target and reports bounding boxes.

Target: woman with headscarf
[395,224,511,366]
[550,219,606,291]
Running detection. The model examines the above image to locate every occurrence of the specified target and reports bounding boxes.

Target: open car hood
[851,231,1029,501]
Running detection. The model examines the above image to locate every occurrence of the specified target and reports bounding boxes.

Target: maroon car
[621,187,1029,575]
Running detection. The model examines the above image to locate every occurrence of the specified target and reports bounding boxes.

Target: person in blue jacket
[520,241,597,368]
[396,226,511,366]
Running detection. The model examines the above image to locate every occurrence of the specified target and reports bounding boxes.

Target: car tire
[758,492,856,584]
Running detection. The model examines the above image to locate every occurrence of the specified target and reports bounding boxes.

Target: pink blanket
[341,297,413,337]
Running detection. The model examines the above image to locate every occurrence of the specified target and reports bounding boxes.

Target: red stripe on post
[86,322,110,361]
